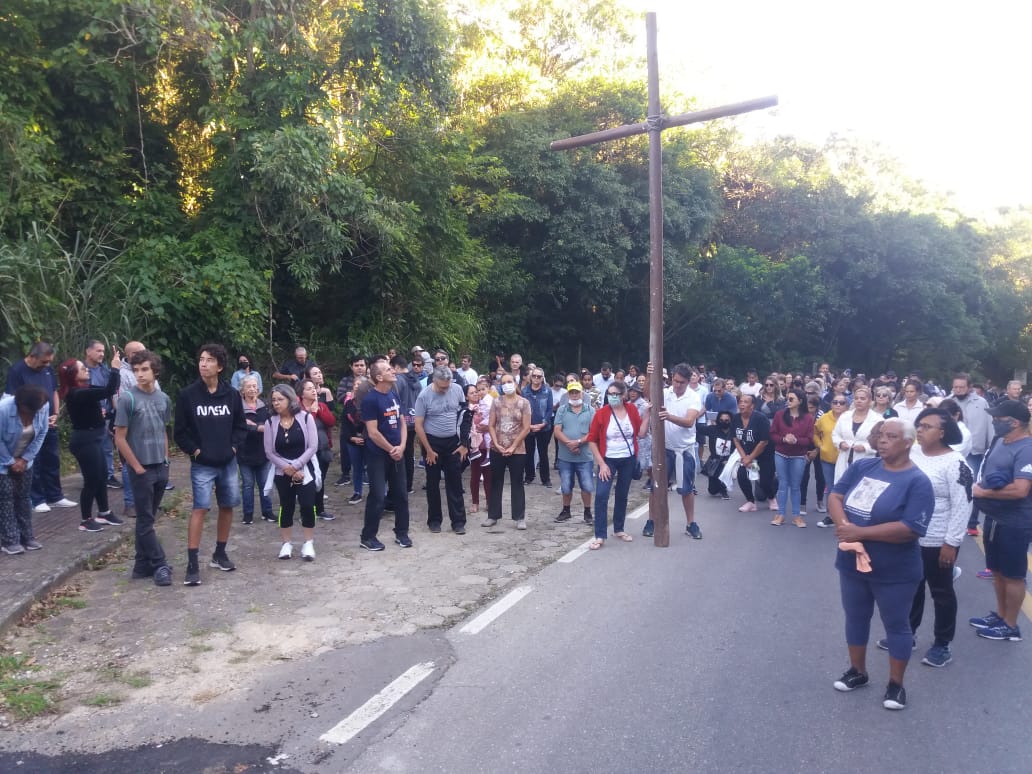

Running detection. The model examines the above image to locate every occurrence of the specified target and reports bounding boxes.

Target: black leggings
[314,453,330,515]
[736,455,777,503]
[274,475,317,529]
[800,456,826,506]
[69,428,110,521]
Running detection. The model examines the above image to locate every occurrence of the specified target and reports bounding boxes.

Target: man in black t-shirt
[731,394,777,511]
[272,345,315,384]
[360,362,411,551]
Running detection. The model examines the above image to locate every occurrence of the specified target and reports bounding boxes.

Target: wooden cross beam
[550,13,777,547]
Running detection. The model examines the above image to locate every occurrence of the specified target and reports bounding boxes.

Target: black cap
[986,399,1031,423]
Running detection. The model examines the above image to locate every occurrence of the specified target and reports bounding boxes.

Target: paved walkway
[0,457,649,637]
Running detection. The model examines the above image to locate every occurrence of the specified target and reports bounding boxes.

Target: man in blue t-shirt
[970,400,1032,642]
[3,342,76,512]
[360,361,411,551]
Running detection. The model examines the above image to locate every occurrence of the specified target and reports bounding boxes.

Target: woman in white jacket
[832,386,880,482]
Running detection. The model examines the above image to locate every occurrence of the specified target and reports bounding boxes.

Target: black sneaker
[318,512,336,521]
[241,517,254,525]
[210,553,236,572]
[583,509,593,524]
[883,681,907,710]
[361,537,385,551]
[262,512,277,523]
[335,475,351,487]
[184,564,201,586]
[833,667,869,692]
[817,517,834,528]
[153,566,173,587]
[428,523,442,533]
[95,512,124,526]
[395,534,413,548]
[453,525,466,535]
[347,493,363,505]
[555,508,572,523]
[106,476,123,489]
[541,480,552,487]
[79,519,105,532]
[642,519,654,537]
[687,522,702,540]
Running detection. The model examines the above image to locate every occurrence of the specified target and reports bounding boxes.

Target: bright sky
[631,1,1030,214]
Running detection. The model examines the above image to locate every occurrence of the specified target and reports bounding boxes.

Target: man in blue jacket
[173,343,248,586]
[522,366,554,488]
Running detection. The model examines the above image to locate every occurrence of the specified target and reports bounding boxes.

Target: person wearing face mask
[705,410,735,499]
[483,374,532,530]
[552,383,596,525]
[586,381,644,549]
[968,400,1032,642]
[230,355,263,394]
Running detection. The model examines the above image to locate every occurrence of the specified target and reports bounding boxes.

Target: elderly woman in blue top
[0,385,51,554]
[827,417,934,711]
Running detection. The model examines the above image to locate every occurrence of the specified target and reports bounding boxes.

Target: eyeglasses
[531,374,543,378]
[765,383,775,387]
[606,392,621,397]
[434,356,448,362]
[831,399,847,405]
[916,422,940,431]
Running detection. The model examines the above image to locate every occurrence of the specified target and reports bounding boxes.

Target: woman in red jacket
[299,379,337,521]
[770,388,815,527]
[586,381,643,549]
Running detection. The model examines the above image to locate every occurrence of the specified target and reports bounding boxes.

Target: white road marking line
[459,586,533,635]
[626,503,650,520]
[320,661,436,746]
[559,540,594,563]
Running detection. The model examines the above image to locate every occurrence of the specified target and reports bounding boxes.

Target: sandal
[614,532,633,542]
[588,538,605,550]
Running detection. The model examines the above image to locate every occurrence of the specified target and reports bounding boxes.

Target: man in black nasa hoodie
[174,343,248,586]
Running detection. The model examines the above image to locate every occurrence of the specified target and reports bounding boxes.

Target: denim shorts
[558,459,594,495]
[984,516,1032,579]
[190,460,242,510]
[665,448,697,495]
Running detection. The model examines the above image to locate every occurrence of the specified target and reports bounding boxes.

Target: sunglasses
[831,399,847,405]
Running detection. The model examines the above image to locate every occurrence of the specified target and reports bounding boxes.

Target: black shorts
[984,516,1032,580]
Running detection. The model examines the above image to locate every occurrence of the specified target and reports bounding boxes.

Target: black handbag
[701,456,723,477]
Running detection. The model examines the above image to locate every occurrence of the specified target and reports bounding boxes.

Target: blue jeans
[774,453,807,517]
[189,460,241,510]
[594,456,635,540]
[558,459,594,495]
[239,461,273,519]
[665,448,697,495]
[348,444,366,496]
[820,460,836,502]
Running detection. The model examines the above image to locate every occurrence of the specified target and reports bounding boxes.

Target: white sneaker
[301,540,315,562]
[515,520,527,530]
[33,503,52,513]
[800,508,807,516]
[278,542,293,560]
[953,566,962,581]
[816,502,827,513]
[49,498,77,508]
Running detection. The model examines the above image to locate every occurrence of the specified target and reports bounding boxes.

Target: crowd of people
[2,343,1031,711]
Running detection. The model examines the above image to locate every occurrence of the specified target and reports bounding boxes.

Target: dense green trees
[1,0,1029,388]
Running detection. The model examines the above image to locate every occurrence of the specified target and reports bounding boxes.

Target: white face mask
[501,382,516,395]
[568,398,583,407]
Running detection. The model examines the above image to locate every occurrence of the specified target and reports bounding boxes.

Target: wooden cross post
[550,13,776,546]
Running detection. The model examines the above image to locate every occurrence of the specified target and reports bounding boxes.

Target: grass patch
[0,653,62,720]
[99,666,152,689]
[187,644,213,653]
[55,597,87,610]
[228,649,258,665]
[82,693,123,707]
[19,583,89,626]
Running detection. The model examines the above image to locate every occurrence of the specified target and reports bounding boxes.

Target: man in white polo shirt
[643,362,703,539]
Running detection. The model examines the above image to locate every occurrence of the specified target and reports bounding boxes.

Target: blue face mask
[607,394,622,408]
[993,418,1015,437]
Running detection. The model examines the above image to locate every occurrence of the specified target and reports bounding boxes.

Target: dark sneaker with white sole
[210,554,236,572]
[833,667,869,692]
[184,564,201,586]
[883,681,907,710]
[976,623,1022,641]
[153,566,173,587]
[921,644,952,668]
[968,611,1003,629]
[79,519,105,532]
[361,537,385,551]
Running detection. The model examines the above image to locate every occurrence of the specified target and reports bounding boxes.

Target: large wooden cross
[550,13,777,546]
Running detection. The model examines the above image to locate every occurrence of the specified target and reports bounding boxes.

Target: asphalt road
[4,491,1030,773]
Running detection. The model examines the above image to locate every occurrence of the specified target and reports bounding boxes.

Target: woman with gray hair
[264,384,319,561]
[828,417,934,710]
[237,375,274,524]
